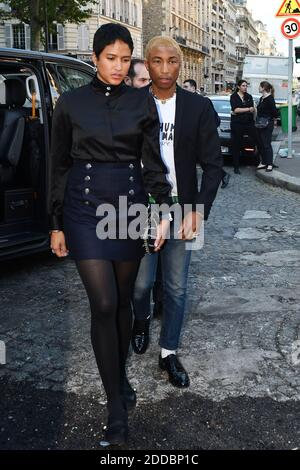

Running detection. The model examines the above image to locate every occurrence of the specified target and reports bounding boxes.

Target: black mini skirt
[63,159,148,261]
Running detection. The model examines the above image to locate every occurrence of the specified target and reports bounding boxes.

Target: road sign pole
[288,38,293,158]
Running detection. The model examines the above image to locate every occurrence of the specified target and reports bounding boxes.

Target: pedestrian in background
[182,79,197,93]
[230,80,256,174]
[256,81,278,172]
[124,58,151,88]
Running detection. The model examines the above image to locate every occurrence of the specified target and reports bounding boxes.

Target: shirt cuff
[49,214,64,231]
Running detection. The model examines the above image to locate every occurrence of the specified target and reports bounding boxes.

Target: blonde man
[132,36,223,388]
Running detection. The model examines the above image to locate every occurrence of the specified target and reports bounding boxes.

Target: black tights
[76,258,140,417]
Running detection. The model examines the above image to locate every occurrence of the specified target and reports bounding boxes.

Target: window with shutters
[78,24,89,50]
[133,3,138,27]
[120,0,124,22]
[4,24,13,48]
[25,24,31,49]
[111,0,116,18]
[49,31,58,51]
[57,24,65,50]
[12,23,26,49]
[125,0,129,23]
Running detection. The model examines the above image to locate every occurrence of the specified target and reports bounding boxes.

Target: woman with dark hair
[48,23,170,446]
[256,81,278,172]
[230,79,256,174]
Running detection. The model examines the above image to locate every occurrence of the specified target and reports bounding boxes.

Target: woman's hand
[249,107,255,113]
[178,211,203,240]
[50,231,69,257]
[154,218,170,252]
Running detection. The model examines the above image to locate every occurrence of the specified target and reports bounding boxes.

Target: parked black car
[208,95,259,164]
[0,48,94,260]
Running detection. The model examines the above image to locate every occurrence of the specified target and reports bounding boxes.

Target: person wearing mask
[48,23,171,447]
[256,81,279,172]
[124,58,151,88]
[230,80,256,174]
[132,37,223,388]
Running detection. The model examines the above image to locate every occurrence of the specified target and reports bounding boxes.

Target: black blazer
[160,86,223,220]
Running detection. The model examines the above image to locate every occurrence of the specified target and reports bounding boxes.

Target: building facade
[223,0,239,90]
[0,1,144,61]
[142,0,209,88]
[255,20,278,57]
[235,3,259,78]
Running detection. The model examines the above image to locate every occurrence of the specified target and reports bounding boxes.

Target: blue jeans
[133,237,192,350]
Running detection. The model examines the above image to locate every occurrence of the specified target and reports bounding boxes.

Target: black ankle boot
[102,404,128,447]
[121,376,137,412]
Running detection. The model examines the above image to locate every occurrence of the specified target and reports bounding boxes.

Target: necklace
[150,86,176,104]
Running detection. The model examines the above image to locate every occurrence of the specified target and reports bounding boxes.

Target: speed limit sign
[281,17,300,39]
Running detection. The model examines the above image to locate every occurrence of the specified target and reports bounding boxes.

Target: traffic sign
[281,17,300,38]
[276,0,300,17]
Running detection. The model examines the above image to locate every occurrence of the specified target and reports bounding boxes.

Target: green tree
[0,0,97,51]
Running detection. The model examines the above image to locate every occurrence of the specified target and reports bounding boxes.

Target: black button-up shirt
[48,77,170,230]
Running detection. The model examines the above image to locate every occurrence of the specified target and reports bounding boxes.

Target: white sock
[161,348,176,358]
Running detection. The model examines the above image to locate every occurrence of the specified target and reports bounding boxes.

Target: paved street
[0,163,300,450]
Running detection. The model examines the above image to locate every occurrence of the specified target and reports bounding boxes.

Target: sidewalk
[256,126,300,194]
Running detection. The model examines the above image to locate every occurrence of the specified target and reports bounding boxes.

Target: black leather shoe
[159,354,190,388]
[121,376,136,412]
[221,173,231,188]
[131,317,150,354]
[234,167,241,175]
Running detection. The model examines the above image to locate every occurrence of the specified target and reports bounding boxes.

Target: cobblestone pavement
[0,164,300,450]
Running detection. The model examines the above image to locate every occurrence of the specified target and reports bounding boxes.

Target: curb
[256,139,300,194]
[256,168,300,194]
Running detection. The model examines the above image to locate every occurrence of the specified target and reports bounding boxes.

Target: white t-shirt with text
[153,95,178,197]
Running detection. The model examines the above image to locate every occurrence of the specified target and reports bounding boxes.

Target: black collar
[91,74,125,95]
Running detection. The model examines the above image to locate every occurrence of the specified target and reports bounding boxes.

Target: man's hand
[178,211,203,240]
[50,231,69,257]
[154,218,170,252]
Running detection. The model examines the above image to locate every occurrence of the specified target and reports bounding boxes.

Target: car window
[210,100,231,115]
[45,63,93,107]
